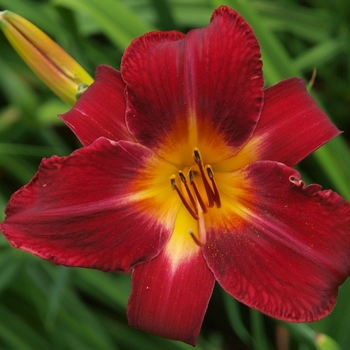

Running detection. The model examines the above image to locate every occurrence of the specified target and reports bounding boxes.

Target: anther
[193,149,201,163]
[170,176,176,190]
[206,166,221,208]
[193,148,214,207]
[179,170,197,213]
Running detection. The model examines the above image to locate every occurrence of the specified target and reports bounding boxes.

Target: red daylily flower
[1,5,350,345]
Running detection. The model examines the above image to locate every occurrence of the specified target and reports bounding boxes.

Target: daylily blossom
[0,10,93,105]
[1,5,350,345]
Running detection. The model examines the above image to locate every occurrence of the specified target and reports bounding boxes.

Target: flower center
[170,148,221,220]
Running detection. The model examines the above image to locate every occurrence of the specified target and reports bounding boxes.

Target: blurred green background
[0,0,349,349]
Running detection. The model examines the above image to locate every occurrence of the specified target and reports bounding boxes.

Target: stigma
[170,148,221,220]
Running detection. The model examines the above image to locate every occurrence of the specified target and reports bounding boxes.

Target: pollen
[170,148,221,220]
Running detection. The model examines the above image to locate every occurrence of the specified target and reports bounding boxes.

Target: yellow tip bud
[0,11,94,105]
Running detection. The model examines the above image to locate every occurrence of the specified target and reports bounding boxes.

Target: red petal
[60,65,134,146]
[219,78,340,171]
[256,78,340,165]
[1,138,180,272]
[204,161,350,321]
[121,6,263,164]
[128,207,215,345]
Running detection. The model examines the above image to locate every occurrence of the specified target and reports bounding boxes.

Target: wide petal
[60,65,134,146]
[203,161,350,321]
[127,206,215,345]
[217,78,340,171]
[121,5,263,166]
[1,138,180,272]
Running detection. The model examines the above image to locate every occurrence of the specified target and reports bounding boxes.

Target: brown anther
[193,148,201,164]
[179,170,197,213]
[193,148,214,207]
[170,176,176,190]
[178,171,186,183]
[206,165,221,208]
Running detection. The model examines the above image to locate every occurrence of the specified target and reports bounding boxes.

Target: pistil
[188,229,205,247]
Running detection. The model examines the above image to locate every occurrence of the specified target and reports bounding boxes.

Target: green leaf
[293,37,348,72]
[222,290,252,346]
[0,250,21,294]
[0,303,52,350]
[53,0,155,50]
[250,309,270,350]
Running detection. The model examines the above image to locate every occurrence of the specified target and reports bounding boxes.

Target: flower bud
[0,11,94,105]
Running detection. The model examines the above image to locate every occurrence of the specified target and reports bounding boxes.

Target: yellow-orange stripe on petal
[128,235,214,345]
[128,205,215,345]
[0,11,93,105]
[164,206,202,271]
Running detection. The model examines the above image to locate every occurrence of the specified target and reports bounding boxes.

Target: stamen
[206,166,221,208]
[188,229,205,247]
[170,176,198,220]
[193,148,214,207]
[178,170,197,213]
[189,170,207,213]
[171,149,222,220]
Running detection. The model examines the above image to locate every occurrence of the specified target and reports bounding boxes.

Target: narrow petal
[1,138,180,272]
[122,5,263,165]
[203,161,350,321]
[217,78,340,171]
[0,11,93,105]
[60,65,134,146]
[128,207,215,345]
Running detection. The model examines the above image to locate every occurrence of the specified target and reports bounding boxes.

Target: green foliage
[0,0,349,349]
